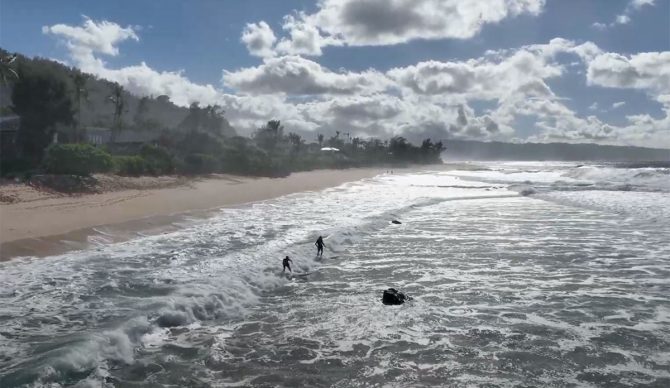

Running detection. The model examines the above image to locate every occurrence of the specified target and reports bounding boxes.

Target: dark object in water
[391,220,402,224]
[382,288,410,305]
[519,188,536,196]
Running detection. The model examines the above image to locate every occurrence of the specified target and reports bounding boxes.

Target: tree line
[0,49,444,178]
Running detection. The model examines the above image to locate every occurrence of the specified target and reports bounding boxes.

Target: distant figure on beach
[282,256,293,273]
[315,236,325,256]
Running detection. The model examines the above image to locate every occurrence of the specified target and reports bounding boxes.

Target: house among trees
[84,127,161,146]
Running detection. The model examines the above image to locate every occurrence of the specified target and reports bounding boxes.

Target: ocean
[1,162,669,387]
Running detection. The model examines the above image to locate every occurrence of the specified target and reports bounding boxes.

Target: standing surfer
[315,236,325,256]
[282,256,293,273]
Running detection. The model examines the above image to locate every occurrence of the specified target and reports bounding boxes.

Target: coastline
[0,166,448,261]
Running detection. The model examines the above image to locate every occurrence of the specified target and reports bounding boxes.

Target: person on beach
[315,236,325,256]
[282,256,293,273]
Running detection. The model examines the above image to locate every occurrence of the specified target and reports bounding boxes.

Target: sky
[1,0,669,148]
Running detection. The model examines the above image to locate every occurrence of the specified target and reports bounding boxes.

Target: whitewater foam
[1,164,669,386]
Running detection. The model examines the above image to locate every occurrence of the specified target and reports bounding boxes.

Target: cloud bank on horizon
[38,0,670,148]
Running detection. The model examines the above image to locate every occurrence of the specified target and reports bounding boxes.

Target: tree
[177,103,235,137]
[287,132,304,153]
[351,137,362,151]
[107,83,125,142]
[389,136,410,161]
[202,105,230,136]
[0,52,19,85]
[326,131,345,150]
[12,63,74,160]
[134,96,149,128]
[317,133,324,147]
[71,72,89,142]
[179,102,202,134]
[253,120,284,153]
[434,140,445,154]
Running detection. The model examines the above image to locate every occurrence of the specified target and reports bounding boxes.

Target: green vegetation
[139,145,174,175]
[114,155,147,176]
[1,49,445,179]
[43,144,114,175]
[182,153,220,175]
[11,60,74,161]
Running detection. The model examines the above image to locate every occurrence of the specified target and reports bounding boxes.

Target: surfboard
[291,271,313,277]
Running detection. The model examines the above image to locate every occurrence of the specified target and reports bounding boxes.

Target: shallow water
[1,162,669,387]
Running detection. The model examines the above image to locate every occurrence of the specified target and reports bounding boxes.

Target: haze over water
[1,162,670,387]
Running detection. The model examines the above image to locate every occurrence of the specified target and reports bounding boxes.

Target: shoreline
[0,165,448,261]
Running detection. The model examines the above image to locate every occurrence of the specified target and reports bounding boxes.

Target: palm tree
[317,133,324,147]
[72,72,88,142]
[107,84,125,143]
[287,132,303,153]
[179,102,202,134]
[203,105,226,135]
[267,120,283,136]
[254,120,284,153]
[351,137,361,150]
[134,96,149,129]
[0,53,19,85]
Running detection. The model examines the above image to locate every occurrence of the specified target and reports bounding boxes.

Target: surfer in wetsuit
[282,256,293,273]
[315,236,325,256]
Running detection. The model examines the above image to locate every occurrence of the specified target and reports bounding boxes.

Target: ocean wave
[0,171,504,386]
[3,166,668,386]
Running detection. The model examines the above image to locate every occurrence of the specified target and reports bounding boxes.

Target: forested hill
[1,48,445,180]
[0,48,235,136]
[443,140,670,162]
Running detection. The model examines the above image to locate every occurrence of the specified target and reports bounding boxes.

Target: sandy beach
[0,168,410,260]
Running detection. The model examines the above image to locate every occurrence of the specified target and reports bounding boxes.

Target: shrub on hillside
[140,144,174,175]
[219,137,271,175]
[181,153,220,174]
[114,155,146,176]
[43,144,114,176]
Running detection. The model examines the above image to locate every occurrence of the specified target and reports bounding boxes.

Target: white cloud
[588,102,599,111]
[42,17,138,57]
[241,21,277,58]
[291,95,508,141]
[222,55,390,95]
[93,63,220,107]
[615,14,631,25]
[612,101,626,109]
[44,19,219,107]
[631,0,655,9]
[586,51,670,93]
[43,18,670,148]
[273,14,330,56]
[317,0,544,45]
[252,0,545,56]
[387,43,565,102]
[593,0,655,30]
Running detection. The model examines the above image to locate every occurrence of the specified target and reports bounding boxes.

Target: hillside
[0,48,235,136]
[443,139,670,161]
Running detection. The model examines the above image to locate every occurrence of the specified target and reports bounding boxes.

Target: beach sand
[0,168,422,260]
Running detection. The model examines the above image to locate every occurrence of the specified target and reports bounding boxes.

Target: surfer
[282,256,293,273]
[315,236,325,256]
